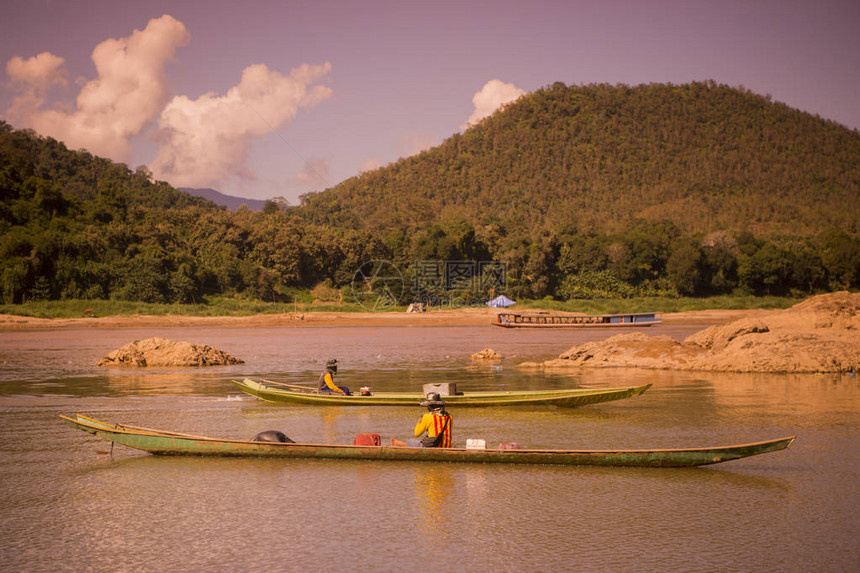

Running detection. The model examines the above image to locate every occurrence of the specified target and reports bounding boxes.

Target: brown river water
[0,323,858,572]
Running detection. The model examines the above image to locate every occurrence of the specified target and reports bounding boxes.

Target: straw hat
[420,392,446,407]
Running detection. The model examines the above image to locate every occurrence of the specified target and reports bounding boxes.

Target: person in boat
[317,358,351,395]
[412,392,453,447]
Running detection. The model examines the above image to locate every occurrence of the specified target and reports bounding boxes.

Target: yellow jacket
[317,371,345,394]
[414,412,453,447]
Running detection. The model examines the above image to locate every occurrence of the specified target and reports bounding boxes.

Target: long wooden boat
[495,312,661,328]
[231,378,652,407]
[60,414,795,468]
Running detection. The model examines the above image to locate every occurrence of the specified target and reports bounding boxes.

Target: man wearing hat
[317,359,351,395]
[413,392,453,447]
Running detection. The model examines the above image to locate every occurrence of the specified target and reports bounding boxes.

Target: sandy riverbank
[0,306,762,330]
[520,292,859,374]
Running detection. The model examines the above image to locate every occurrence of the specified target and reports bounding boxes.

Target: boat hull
[231,379,651,407]
[60,414,794,468]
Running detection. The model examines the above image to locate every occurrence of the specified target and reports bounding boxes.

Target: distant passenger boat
[494,312,661,328]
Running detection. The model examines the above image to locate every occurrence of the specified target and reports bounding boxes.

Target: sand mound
[551,332,701,369]
[96,337,244,367]
[529,292,859,374]
[471,348,502,361]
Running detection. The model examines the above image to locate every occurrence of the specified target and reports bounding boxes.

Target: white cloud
[150,62,332,188]
[462,79,525,129]
[4,15,189,161]
[5,52,68,122]
[6,52,67,88]
[5,15,332,190]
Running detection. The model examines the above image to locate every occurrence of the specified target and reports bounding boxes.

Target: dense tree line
[1,81,859,306]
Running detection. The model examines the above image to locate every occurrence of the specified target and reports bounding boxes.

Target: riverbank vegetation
[2,82,858,307]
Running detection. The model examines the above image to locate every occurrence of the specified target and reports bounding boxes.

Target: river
[0,323,857,572]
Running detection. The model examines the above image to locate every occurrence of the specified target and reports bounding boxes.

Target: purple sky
[2,0,858,204]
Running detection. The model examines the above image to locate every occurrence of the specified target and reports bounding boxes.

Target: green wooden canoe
[60,414,795,468]
[231,378,652,407]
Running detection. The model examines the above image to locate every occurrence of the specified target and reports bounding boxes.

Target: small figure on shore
[317,358,350,395]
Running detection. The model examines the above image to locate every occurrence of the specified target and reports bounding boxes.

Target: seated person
[317,359,350,395]
[412,392,453,447]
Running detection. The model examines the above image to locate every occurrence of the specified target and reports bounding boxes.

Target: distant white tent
[486,295,516,308]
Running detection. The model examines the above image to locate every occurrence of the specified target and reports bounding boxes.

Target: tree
[117,256,169,303]
[819,230,860,289]
[738,242,792,296]
[1,260,30,304]
[701,233,740,295]
[559,270,634,299]
[789,244,826,293]
[556,235,608,275]
[169,263,199,303]
[667,241,704,296]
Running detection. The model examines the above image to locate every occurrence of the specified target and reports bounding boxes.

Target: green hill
[2,81,859,305]
[300,81,860,237]
[0,121,382,305]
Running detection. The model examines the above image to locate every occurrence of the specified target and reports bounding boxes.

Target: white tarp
[486,295,516,308]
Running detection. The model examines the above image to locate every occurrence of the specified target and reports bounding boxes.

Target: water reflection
[414,466,456,536]
[103,371,211,395]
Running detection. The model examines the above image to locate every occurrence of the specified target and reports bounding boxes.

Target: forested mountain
[0,121,387,305]
[300,81,859,237]
[1,81,859,306]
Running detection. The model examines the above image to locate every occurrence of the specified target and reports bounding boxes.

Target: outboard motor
[252,430,295,443]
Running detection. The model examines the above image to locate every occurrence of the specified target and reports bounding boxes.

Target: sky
[2,0,859,205]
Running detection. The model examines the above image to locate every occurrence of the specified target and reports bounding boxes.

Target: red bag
[353,433,381,446]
